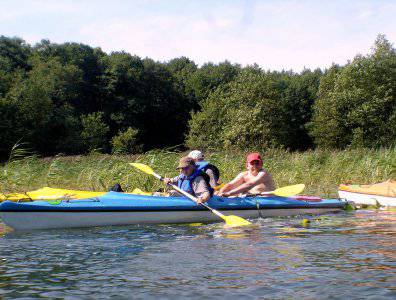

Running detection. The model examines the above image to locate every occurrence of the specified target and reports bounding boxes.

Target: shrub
[111,127,142,154]
[81,112,109,152]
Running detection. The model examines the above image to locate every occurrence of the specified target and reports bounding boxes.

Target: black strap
[207,164,220,180]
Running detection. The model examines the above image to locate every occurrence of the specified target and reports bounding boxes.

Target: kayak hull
[338,190,396,207]
[0,192,346,231]
[0,208,343,231]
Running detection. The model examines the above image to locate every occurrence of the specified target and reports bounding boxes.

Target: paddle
[129,162,252,227]
[131,188,152,196]
[260,184,305,197]
[213,183,225,191]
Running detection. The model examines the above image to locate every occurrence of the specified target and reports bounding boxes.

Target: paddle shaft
[260,191,275,195]
[129,163,251,226]
[152,171,226,219]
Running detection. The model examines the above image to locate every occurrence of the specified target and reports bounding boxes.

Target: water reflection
[0,223,12,237]
[0,211,395,299]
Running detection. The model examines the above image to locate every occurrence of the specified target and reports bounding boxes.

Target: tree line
[0,34,395,160]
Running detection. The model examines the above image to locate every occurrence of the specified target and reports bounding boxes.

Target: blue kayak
[0,192,346,230]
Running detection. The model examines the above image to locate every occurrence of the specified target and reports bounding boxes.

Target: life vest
[195,161,220,181]
[177,168,214,196]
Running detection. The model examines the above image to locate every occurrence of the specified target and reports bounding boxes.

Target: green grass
[1,148,395,198]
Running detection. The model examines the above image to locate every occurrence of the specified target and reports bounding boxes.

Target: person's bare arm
[225,171,266,196]
[216,172,245,196]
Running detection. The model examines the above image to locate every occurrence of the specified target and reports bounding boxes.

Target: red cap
[246,152,262,164]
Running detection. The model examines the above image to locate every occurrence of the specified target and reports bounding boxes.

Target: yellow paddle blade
[213,183,225,191]
[223,215,252,227]
[272,184,305,197]
[131,188,153,196]
[129,163,155,176]
[188,223,204,226]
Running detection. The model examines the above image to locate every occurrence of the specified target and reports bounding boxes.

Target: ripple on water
[0,211,395,299]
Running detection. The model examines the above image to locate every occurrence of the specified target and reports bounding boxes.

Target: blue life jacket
[195,161,220,182]
[177,167,214,196]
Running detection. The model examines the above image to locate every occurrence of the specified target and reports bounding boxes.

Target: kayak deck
[0,192,345,211]
[0,193,347,231]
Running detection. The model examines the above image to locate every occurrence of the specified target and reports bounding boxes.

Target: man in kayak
[163,156,212,204]
[216,152,275,197]
[188,150,220,188]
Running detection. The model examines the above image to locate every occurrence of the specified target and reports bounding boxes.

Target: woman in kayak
[216,152,275,197]
[163,156,212,204]
[187,150,220,188]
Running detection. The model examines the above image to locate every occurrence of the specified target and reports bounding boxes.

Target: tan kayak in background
[338,180,396,207]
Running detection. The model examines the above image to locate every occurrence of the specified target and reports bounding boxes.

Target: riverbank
[1,148,394,198]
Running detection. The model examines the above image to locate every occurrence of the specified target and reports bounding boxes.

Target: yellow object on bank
[339,180,396,198]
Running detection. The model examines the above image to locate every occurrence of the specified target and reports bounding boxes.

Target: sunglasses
[249,160,261,165]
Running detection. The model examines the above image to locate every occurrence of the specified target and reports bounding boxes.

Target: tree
[101,54,195,150]
[100,51,145,136]
[186,68,285,150]
[310,35,396,148]
[187,61,241,103]
[111,127,142,154]
[33,40,107,114]
[0,36,31,72]
[3,56,85,155]
[166,57,198,110]
[276,69,322,150]
[81,112,109,152]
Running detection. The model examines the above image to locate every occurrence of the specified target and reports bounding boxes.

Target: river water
[0,210,395,299]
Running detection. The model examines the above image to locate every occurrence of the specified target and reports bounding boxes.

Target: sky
[1,0,396,71]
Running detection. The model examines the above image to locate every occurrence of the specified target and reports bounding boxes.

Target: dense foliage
[310,35,396,148]
[0,34,395,159]
[186,67,322,150]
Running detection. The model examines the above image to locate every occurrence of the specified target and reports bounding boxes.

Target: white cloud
[2,0,396,71]
[0,0,87,22]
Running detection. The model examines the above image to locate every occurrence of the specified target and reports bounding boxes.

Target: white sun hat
[188,150,204,160]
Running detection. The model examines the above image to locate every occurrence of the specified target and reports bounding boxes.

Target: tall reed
[1,148,394,198]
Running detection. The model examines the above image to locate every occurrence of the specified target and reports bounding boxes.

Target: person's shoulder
[239,171,248,177]
[258,169,272,176]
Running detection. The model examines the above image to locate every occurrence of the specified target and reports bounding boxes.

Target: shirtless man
[216,152,275,197]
